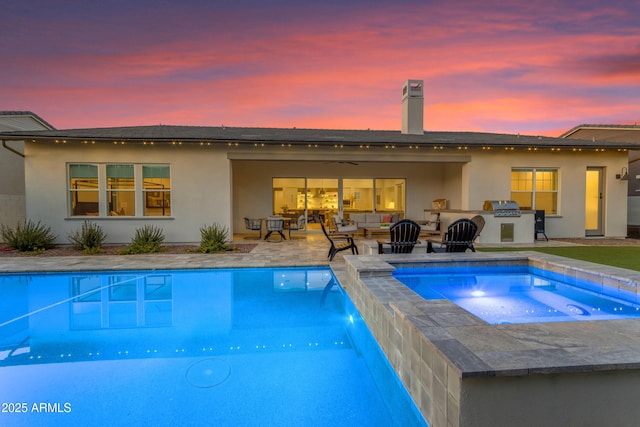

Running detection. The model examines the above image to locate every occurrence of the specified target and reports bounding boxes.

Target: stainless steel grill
[483,200,520,217]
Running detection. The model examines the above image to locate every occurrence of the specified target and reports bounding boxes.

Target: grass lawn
[479,246,640,272]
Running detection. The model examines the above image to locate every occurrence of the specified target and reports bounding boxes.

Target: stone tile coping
[341,251,640,378]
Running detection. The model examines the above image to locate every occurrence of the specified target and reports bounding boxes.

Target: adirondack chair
[427,218,478,253]
[377,219,421,254]
[469,215,485,252]
[320,221,358,261]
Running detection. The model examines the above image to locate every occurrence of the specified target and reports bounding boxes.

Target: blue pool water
[394,265,640,325]
[0,267,426,427]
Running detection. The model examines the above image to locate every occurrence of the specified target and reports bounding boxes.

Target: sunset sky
[2,0,639,136]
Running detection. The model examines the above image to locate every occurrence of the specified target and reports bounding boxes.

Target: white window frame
[67,163,172,218]
[511,167,559,214]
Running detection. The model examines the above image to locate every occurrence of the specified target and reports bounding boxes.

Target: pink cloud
[2,0,639,135]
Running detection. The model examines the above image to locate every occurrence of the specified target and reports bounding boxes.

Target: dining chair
[287,214,306,238]
[244,217,262,240]
[264,216,286,241]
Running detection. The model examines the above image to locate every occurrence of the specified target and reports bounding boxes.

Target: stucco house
[1,82,637,245]
[561,124,640,238]
[0,111,55,237]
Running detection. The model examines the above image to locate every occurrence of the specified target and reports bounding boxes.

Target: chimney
[401,80,424,134]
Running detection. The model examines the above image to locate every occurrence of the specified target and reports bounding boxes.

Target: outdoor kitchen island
[428,201,536,245]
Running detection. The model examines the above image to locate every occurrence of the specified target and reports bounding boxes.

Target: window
[511,168,558,214]
[68,163,171,217]
[107,165,135,216]
[69,164,99,216]
[143,165,171,216]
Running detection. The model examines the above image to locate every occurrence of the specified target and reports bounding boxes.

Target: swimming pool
[393,265,640,324]
[0,267,426,426]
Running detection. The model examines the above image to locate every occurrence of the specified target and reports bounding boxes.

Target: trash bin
[535,210,548,241]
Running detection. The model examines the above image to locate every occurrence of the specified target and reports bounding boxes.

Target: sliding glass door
[375,178,405,214]
[272,178,305,216]
[306,178,338,228]
[272,177,406,228]
[342,179,374,214]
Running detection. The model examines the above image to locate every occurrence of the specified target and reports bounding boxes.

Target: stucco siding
[466,150,628,238]
[0,141,25,195]
[1,112,55,233]
[24,143,232,244]
[19,141,630,244]
[0,194,25,242]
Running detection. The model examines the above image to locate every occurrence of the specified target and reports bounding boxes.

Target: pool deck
[3,235,640,426]
[0,233,627,273]
[0,234,333,273]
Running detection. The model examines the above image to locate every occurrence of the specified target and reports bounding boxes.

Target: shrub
[1,220,57,252]
[119,225,165,255]
[197,223,230,253]
[68,221,107,254]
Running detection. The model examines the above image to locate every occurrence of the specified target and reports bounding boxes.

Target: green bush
[68,221,107,254]
[119,225,165,255]
[197,223,230,253]
[1,220,57,252]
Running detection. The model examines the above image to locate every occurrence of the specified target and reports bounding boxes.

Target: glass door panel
[342,179,374,217]
[272,178,306,220]
[307,178,338,227]
[585,168,603,236]
[271,177,406,229]
[375,178,405,217]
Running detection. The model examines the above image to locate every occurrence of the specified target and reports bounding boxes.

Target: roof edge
[0,111,56,130]
[560,124,640,138]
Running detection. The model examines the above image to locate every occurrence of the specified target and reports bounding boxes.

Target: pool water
[394,265,640,325]
[0,267,426,427]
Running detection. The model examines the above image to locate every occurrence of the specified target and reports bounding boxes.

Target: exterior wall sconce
[616,167,629,180]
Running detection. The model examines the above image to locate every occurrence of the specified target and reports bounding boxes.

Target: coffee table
[363,227,391,238]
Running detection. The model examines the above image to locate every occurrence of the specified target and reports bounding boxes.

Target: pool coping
[336,251,640,378]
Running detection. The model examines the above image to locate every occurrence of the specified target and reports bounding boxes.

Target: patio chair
[331,214,358,234]
[244,217,262,240]
[264,216,286,241]
[377,219,421,254]
[469,215,485,252]
[427,218,478,253]
[418,212,441,236]
[320,221,359,261]
[287,214,306,238]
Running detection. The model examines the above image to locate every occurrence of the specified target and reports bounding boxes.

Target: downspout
[2,140,25,158]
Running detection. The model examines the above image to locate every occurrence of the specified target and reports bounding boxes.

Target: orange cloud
[3,0,639,136]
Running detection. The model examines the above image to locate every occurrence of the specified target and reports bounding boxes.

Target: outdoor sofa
[347,213,401,230]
